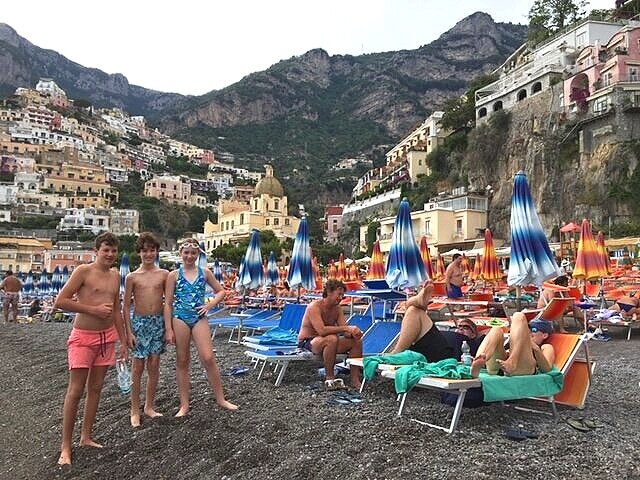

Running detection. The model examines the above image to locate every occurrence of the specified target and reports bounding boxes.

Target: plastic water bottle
[116,359,131,395]
[461,341,472,366]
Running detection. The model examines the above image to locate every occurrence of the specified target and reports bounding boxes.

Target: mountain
[0,23,183,116]
[0,13,527,207]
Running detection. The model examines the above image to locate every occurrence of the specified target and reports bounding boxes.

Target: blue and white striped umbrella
[23,271,34,298]
[61,266,70,288]
[266,251,280,286]
[287,216,316,290]
[237,229,264,291]
[119,253,130,295]
[508,171,561,286]
[385,198,426,289]
[154,253,160,267]
[51,266,62,295]
[213,260,224,283]
[38,269,51,298]
[198,241,208,270]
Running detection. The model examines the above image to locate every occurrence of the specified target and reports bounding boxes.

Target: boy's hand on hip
[93,303,113,319]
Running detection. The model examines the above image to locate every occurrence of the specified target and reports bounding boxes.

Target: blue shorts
[131,314,165,358]
[447,284,463,299]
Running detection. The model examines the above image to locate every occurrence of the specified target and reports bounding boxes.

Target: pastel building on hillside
[201,165,300,251]
[44,242,95,271]
[0,236,53,272]
[360,188,489,255]
[475,18,624,123]
[144,174,192,206]
[324,205,344,243]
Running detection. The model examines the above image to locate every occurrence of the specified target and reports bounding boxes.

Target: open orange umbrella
[470,254,482,280]
[336,254,348,281]
[596,231,611,276]
[481,229,502,282]
[435,254,446,280]
[419,236,434,280]
[367,241,385,280]
[461,254,471,275]
[573,219,609,280]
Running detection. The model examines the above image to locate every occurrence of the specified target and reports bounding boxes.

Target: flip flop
[334,392,363,404]
[582,419,605,429]
[331,378,347,390]
[505,427,527,441]
[565,417,591,432]
[327,397,351,406]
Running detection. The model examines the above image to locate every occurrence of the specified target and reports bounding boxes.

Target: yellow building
[360,191,489,256]
[202,165,300,251]
[0,236,53,273]
[43,162,114,207]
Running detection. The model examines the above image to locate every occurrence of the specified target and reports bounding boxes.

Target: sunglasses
[457,324,474,331]
[530,327,546,333]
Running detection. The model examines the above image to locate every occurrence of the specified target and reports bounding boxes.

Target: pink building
[564,25,640,112]
[324,205,344,243]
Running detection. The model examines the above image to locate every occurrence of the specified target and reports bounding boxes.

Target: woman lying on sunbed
[470,312,555,377]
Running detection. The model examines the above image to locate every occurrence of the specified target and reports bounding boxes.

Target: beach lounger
[352,332,592,433]
[242,304,307,352]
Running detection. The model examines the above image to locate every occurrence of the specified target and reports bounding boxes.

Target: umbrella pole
[515,285,521,312]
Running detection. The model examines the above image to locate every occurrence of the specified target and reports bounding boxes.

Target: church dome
[254,164,284,197]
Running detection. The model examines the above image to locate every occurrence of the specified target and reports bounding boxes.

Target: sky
[2,0,613,96]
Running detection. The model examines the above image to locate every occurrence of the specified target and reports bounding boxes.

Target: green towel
[362,351,426,380]
[479,368,563,402]
[394,358,472,394]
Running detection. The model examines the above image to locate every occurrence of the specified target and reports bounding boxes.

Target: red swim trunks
[67,326,118,370]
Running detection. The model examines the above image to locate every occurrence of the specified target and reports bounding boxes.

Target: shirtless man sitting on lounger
[391,282,483,361]
[297,279,363,389]
[470,313,555,377]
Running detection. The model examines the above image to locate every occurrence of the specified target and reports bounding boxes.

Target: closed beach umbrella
[348,261,359,281]
[470,254,483,281]
[573,219,609,280]
[385,198,426,289]
[287,216,316,291]
[336,254,348,282]
[367,241,386,280]
[419,237,434,280]
[327,261,337,280]
[198,242,208,271]
[38,268,51,298]
[461,254,471,276]
[265,251,280,286]
[213,260,224,283]
[596,231,611,276]
[481,229,502,282]
[61,266,70,288]
[507,171,560,287]
[119,253,130,296]
[23,271,34,298]
[313,256,323,291]
[237,229,264,290]
[435,254,446,280]
[51,266,62,295]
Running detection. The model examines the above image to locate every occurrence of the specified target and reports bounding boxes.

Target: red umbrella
[596,231,611,276]
[560,222,581,233]
[574,219,609,280]
[481,229,502,282]
[367,241,385,280]
[460,254,471,275]
[419,237,434,280]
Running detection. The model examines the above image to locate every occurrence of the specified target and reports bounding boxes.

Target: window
[424,220,431,235]
[254,199,258,210]
[477,107,487,118]
[231,220,234,228]
[456,219,463,235]
[285,218,290,226]
[517,89,527,101]
[265,219,270,226]
[274,199,279,210]
[594,97,608,113]
[240,213,244,224]
[630,66,639,82]
[576,32,586,49]
[274,218,279,226]
[603,72,613,87]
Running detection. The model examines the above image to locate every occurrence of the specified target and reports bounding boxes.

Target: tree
[528,0,587,45]
[440,74,498,130]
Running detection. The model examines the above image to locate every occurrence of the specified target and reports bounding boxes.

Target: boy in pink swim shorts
[54,232,128,466]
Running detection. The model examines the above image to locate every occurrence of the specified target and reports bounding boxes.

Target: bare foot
[79,439,103,448]
[57,450,72,466]
[351,378,362,391]
[144,407,163,418]
[470,354,487,378]
[217,399,239,411]
[175,406,189,417]
[496,359,516,375]
[130,413,141,428]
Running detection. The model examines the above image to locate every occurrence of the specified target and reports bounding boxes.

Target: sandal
[332,378,346,390]
[565,417,591,432]
[324,379,338,391]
